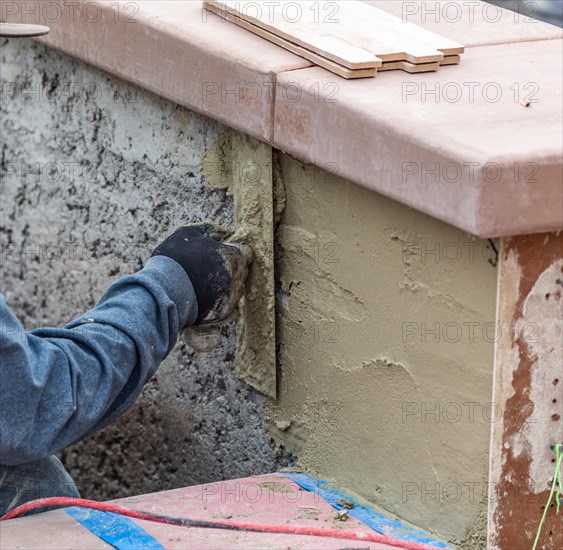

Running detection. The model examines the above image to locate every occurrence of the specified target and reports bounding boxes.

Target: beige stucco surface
[268,154,498,544]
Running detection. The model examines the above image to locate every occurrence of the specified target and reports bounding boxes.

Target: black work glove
[152,224,248,326]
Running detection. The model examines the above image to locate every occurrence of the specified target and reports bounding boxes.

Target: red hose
[1,496,443,550]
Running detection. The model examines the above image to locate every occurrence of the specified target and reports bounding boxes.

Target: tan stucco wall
[268,153,498,545]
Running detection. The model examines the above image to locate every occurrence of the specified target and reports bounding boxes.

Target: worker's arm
[0,226,246,465]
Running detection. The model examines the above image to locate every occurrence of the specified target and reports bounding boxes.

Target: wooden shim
[380,60,439,73]
[205,0,381,69]
[206,1,462,76]
[308,20,445,64]
[349,2,464,57]
[208,1,446,66]
[205,3,376,79]
[303,35,382,69]
[319,2,451,64]
[440,55,461,66]
[380,56,460,72]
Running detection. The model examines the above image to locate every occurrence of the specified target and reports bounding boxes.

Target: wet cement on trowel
[202,130,277,397]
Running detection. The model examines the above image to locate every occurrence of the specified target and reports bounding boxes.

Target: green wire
[532,444,562,550]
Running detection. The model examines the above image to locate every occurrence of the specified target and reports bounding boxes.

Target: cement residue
[201,130,233,190]
[455,495,488,550]
[272,151,287,228]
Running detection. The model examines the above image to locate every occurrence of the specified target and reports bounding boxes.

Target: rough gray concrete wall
[0,39,289,500]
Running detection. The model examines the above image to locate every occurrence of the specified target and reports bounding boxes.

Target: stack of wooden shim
[203,0,464,79]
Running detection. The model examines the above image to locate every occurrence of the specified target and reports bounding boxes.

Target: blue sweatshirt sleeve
[0,256,198,466]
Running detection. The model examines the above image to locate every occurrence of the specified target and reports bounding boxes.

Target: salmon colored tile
[3,1,561,236]
[0,474,402,549]
[274,39,563,237]
[366,0,563,47]
[3,0,311,142]
[0,509,113,549]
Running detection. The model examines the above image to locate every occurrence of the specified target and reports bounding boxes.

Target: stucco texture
[269,154,498,546]
[0,39,288,500]
[1,37,501,549]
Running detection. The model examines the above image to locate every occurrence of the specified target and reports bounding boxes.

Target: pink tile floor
[0,473,400,549]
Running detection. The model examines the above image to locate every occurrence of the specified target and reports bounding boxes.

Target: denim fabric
[0,256,197,466]
[0,455,80,516]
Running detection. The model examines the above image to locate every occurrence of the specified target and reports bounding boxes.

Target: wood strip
[346,31,443,63]
[206,1,462,75]
[349,2,464,57]
[379,60,439,73]
[205,3,377,79]
[205,1,381,70]
[208,1,446,66]
[308,13,446,64]
[379,56,459,73]
[303,35,382,69]
[440,55,461,66]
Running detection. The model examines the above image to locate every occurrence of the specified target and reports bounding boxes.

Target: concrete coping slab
[3,0,562,237]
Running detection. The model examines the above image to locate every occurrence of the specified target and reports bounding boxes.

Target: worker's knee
[0,455,79,516]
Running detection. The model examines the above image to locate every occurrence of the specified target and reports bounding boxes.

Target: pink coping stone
[0,473,400,549]
[111,473,399,549]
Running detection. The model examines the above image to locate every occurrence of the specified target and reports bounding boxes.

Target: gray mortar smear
[0,39,293,500]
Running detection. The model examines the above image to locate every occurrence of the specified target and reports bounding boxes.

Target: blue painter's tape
[283,472,451,549]
[66,507,165,550]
